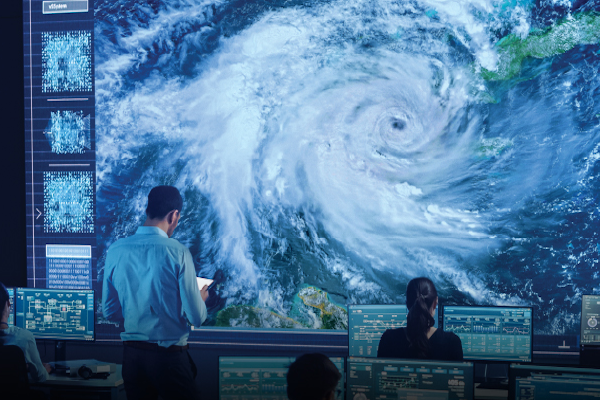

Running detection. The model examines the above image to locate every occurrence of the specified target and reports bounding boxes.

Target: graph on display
[15,288,94,341]
[443,306,532,362]
[379,376,418,392]
[502,325,530,335]
[219,356,344,400]
[349,304,438,357]
[221,384,260,393]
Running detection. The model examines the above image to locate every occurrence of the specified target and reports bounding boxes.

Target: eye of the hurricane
[391,118,406,130]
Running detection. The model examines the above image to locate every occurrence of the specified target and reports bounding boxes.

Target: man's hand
[44,363,53,374]
[200,285,209,302]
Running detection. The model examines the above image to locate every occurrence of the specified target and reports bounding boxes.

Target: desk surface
[39,359,124,388]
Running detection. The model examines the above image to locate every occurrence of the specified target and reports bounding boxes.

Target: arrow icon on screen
[36,208,42,220]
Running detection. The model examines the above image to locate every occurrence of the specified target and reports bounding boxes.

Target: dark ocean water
[94,0,600,334]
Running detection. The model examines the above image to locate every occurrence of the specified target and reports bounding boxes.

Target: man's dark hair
[145,186,183,219]
[287,353,341,400]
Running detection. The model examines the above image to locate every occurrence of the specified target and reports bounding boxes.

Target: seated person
[287,353,341,400]
[377,277,463,360]
[0,282,51,382]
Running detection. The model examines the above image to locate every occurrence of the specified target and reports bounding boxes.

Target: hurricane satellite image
[94,0,600,334]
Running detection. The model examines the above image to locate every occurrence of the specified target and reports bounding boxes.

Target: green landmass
[215,305,305,329]
[214,286,348,330]
[482,12,600,81]
[297,286,348,330]
[476,137,513,159]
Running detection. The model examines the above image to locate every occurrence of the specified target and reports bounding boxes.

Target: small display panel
[347,357,473,400]
[15,288,94,341]
[218,356,344,400]
[443,306,532,362]
[581,295,600,345]
[7,288,14,326]
[348,304,438,357]
[509,364,600,400]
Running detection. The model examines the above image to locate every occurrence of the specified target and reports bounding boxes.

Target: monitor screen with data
[443,306,532,362]
[348,304,438,357]
[509,364,600,400]
[347,357,473,400]
[218,356,344,400]
[7,288,15,326]
[581,295,600,345]
[15,288,94,341]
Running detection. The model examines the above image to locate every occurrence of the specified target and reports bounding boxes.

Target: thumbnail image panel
[41,31,92,93]
[44,171,94,234]
[44,110,91,154]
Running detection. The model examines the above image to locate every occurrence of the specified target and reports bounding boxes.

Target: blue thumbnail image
[44,111,91,154]
[44,171,94,233]
[42,31,92,93]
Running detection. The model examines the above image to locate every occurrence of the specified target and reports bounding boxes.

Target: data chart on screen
[347,357,473,400]
[509,364,600,400]
[443,306,532,362]
[349,304,438,357]
[581,295,600,345]
[218,356,344,400]
[15,288,94,341]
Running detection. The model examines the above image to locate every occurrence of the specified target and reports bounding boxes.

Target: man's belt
[124,341,189,352]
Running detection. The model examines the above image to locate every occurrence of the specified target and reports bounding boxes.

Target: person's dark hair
[406,277,438,358]
[0,281,9,344]
[145,185,183,219]
[287,353,341,400]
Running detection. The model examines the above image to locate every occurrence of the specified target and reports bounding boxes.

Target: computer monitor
[218,356,345,400]
[348,304,438,357]
[509,364,600,400]
[15,288,94,341]
[442,305,532,362]
[347,357,474,400]
[7,288,15,326]
[581,295,600,345]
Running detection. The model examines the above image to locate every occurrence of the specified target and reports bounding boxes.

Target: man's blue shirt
[102,226,207,347]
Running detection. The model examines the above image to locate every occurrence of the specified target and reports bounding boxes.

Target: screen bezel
[442,304,533,363]
[15,287,96,342]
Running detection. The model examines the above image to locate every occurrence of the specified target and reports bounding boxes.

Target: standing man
[102,185,208,400]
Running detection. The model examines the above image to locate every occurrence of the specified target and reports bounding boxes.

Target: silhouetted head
[144,186,183,237]
[0,282,9,321]
[0,282,9,344]
[287,353,341,400]
[145,185,183,219]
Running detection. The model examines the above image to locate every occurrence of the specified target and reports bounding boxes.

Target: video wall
[24,0,600,339]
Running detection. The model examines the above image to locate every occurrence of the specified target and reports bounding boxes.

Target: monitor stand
[55,340,67,364]
[475,362,508,390]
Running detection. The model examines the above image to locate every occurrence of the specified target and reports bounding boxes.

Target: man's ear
[167,209,178,224]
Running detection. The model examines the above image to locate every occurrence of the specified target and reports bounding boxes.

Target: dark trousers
[122,343,199,400]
